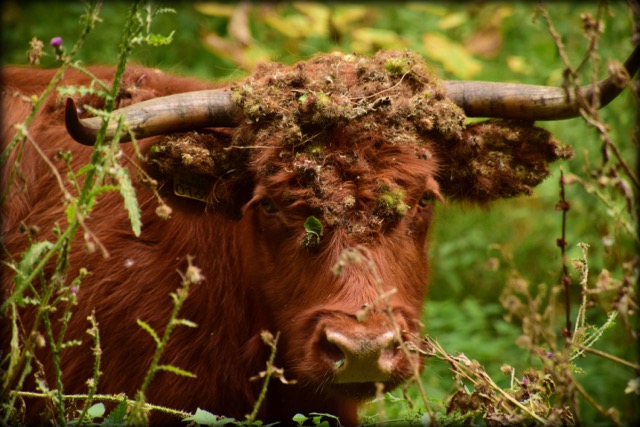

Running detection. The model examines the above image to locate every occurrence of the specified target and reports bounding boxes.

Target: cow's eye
[418,192,434,207]
[260,198,279,214]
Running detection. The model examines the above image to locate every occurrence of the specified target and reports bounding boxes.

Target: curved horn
[66,89,242,146]
[442,45,640,120]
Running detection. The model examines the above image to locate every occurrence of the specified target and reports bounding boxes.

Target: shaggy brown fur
[1,51,570,426]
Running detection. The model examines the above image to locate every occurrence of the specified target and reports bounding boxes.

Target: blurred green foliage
[2,1,637,425]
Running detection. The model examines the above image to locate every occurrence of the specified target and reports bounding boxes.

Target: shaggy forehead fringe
[229,50,463,231]
[148,50,571,222]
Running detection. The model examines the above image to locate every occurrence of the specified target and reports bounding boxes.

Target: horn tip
[65,98,95,146]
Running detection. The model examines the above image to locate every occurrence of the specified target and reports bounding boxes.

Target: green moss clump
[378,186,409,216]
[384,57,409,76]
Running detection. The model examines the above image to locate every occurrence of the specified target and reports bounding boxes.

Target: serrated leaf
[154,7,176,16]
[112,165,142,237]
[14,240,54,292]
[86,402,105,418]
[156,364,197,378]
[103,399,128,425]
[137,319,160,346]
[145,31,175,47]
[183,408,219,425]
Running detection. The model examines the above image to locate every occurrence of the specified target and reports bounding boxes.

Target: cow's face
[145,50,571,399]
[237,121,441,397]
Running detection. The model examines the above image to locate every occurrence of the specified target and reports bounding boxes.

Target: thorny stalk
[556,170,573,338]
[0,1,103,167]
[332,246,434,422]
[570,342,640,371]
[75,312,102,427]
[246,331,283,423]
[2,2,183,423]
[129,256,201,424]
[538,3,640,190]
[422,336,547,424]
[573,380,622,427]
[9,391,193,419]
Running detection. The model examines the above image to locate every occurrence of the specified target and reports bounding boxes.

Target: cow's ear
[146,129,253,219]
[435,120,573,203]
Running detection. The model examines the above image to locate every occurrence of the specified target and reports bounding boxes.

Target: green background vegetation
[2,1,637,425]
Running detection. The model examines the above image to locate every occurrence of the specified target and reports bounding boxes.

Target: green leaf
[86,402,105,418]
[146,31,175,47]
[183,408,221,426]
[136,319,160,346]
[303,216,323,237]
[112,164,142,237]
[173,318,198,328]
[12,241,54,300]
[303,216,324,247]
[292,413,308,424]
[65,202,77,225]
[156,364,197,378]
[103,399,128,425]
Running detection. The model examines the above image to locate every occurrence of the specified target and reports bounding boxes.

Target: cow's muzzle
[311,310,422,387]
[323,328,401,383]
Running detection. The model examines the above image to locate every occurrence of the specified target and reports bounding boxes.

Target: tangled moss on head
[145,50,572,234]
[232,50,466,149]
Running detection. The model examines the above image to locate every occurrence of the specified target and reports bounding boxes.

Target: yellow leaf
[332,6,375,29]
[194,2,236,17]
[263,7,328,39]
[422,32,482,79]
[263,13,308,38]
[293,2,330,23]
[351,28,406,53]
[438,12,468,30]
[407,3,449,17]
[506,56,531,75]
[292,2,330,38]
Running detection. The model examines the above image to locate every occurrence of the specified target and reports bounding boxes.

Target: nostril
[318,334,346,367]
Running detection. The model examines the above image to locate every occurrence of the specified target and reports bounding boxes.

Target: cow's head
[65,49,638,399]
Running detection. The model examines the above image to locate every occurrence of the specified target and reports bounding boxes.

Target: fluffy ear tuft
[146,129,253,218]
[436,120,573,203]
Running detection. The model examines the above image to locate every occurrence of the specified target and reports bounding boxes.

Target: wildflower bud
[50,36,64,61]
[28,37,44,65]
[50,36,63,48]
[156,203,172,220]
[185,264,204,284]
[500,364,513,375]
[35,332,46,348]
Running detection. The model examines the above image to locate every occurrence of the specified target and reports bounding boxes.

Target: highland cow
[2,48,637,425]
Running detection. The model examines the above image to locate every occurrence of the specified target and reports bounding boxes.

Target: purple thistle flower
[50,37,63,48]
[546,351,553,358]
[522,376,529,385]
